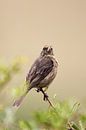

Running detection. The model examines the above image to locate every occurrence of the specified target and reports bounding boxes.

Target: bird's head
[41,45,54,56]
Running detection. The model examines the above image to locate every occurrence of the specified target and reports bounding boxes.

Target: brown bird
[13,45,58,107]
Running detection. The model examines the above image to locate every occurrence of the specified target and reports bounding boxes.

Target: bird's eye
[50,47,53,51]
[48,47,53,52]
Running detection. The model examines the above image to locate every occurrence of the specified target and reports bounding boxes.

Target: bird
[13,45,58,107]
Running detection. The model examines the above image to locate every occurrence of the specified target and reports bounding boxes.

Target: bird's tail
[13,88,31,107]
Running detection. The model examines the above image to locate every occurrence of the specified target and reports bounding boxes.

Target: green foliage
[0,58,86,130]
[33,101,81,130]
[13,101,86,130]
[0,57,23,91]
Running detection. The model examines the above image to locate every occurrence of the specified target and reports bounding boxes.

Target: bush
[0,58,86,130]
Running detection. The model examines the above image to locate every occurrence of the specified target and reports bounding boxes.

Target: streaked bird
[13,45,58,107]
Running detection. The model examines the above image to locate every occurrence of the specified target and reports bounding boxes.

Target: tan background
[0,0,86,116]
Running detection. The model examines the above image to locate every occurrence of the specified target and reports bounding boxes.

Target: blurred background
[0,0,86,119]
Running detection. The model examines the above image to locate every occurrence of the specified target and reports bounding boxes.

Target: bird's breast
[39,57,58,88]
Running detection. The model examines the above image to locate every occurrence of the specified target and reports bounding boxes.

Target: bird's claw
[43,93,48,101]
[35,88,48,101]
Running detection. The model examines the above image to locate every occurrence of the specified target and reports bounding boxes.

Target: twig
[40,88,56,110]
[67,121,80,130]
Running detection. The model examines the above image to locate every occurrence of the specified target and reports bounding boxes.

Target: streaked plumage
[13,45,58,107]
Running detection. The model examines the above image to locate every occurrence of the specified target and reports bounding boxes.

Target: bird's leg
[40,88,48,101]
[36,87,48,101]
[43,93,48,101]
[37,88,55,109]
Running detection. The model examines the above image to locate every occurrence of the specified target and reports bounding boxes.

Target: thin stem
[40,88,55,110]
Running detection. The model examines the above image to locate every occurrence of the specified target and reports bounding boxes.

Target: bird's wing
[26,56,54,87]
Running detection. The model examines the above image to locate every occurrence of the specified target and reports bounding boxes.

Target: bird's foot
[43,93,48,101]
[36,88,49,101]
